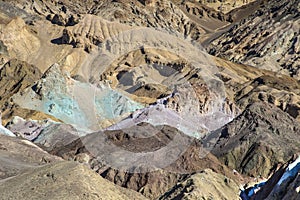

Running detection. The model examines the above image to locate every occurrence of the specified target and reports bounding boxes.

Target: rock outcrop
[0,17,40,61]
[255,155,300,200]
[5,116,56,140]
[0,59,57,125]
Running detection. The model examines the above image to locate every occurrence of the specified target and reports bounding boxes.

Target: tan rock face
[0,59,54,124]
[0,59,41,100]
[60,14,131,53]
[197,0,257,13]
[235,75,300,121]
[213,56,300,122]
[0,17,40,61]
[139,0,157,6]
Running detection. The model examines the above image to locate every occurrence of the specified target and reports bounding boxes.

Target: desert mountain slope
[160,168,240,200]
[0,0,299,199]
[198,0,258,14]
[0,161,147,200]
[37,122,242,199]
[211,102,300,178]
[213,56,300,122]
[0,0,242,43]
[0,134,62,179]
[209,0,300,78]
[241,155,300,200]
[0,59,58,125]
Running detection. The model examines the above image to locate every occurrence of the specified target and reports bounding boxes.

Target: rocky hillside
[32,122,241,199]
[0,59,57,125]
[209,0,300,78]
[0,161,146,200]
[241,155,300,200]
[0,0,299,199]
[211,102,300,177]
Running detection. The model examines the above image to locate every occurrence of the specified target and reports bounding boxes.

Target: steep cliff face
[259,156,300,200]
